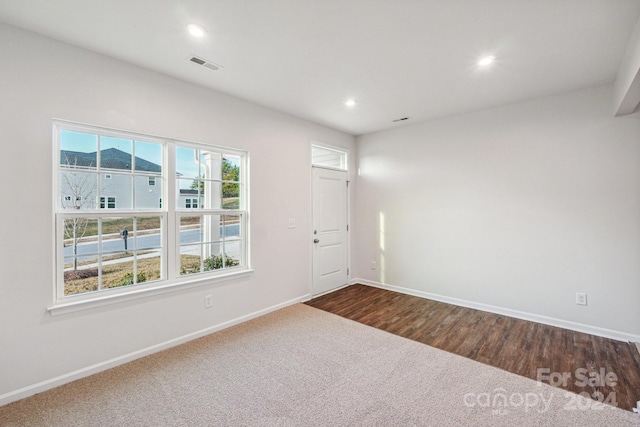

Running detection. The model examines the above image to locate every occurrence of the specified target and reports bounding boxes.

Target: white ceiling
[1,0,639,135]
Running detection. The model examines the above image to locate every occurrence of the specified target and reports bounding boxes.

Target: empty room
[1,1,640,425]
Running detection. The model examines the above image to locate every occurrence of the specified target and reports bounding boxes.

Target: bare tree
[61,154,96,271]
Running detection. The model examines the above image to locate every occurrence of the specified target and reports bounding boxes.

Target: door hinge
[347,224,349,231]
[347,268,350,275]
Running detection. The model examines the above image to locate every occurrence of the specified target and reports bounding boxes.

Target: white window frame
[311,142,348,171]
[51,120,251,315]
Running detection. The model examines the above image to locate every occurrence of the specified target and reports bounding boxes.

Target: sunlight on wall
[379,211,386,283]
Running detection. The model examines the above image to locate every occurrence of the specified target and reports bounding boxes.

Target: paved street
[64,225,240,268]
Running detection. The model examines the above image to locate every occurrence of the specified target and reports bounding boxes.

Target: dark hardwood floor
[305,284,640,412]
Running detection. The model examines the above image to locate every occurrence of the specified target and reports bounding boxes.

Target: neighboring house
[60,148,162,210]
[179,189,203,209]
[60,148,213,211]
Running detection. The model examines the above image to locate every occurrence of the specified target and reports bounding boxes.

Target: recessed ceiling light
[345,99,356,107]
[187,24,206,38]
[478,55,495,67]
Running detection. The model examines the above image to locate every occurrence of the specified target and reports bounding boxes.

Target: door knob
[314,239,320,243]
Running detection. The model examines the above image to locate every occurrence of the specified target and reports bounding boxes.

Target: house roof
[60,148,161,173]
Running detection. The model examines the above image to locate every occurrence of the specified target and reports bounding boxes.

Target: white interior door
[312,166,348,295]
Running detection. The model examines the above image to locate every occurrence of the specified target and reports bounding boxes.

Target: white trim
[310,164,348,173]
[49,268,254,316]
[3,294,308,407]
[353,278,640,343]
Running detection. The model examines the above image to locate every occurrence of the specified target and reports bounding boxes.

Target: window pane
[139,250,162,283]
[180,244,202,275]
[205,214,222,243]
[60,171,98,210]
[135,175,162,209]
[102,217,133,255]
[311,145,347,170]
[135,140,162,174]
[222,183,240,209]
[222,214,242,267]
[175,147,241,211]
[100,136,132,171]
[101,175,131,209]
[222,214,241,238]
[180,216,201,244]
[179,215,221,244]
[177,181,202,209]
[176,146,200,180]
[60,130,98,167]
[202,243,224,271]
[223,240,242,267]
[62,215,100,296]
[64,256,100,296]
[102,258,135,290]
[63,217,99,259]
[223,155,240,209]
[62,215,163,293]
[135,216,162,251]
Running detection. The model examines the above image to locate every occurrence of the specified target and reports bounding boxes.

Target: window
[54,121,249,304]
[311,144,348,170]
[99,196,116,209]
[185,198,199,209]
[175,145,245,277]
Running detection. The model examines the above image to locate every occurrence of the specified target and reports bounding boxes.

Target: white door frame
[309,141,350,296]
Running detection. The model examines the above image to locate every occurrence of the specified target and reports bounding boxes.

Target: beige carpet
[1,304,638,426]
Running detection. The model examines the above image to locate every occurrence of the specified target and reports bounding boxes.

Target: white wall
[354,85,640,339]
[0,23,355,402]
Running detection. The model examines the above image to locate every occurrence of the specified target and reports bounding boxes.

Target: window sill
[48,268,254,316]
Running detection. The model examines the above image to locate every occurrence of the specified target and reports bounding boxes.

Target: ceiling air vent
[392,117,409,123]
[187,55,222,71]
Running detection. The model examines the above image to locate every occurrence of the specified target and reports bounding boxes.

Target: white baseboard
[353,278,640,343]
[0,294,310,407]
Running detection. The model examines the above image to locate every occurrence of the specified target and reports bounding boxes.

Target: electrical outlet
[371,261,376,270]
[204,295,213,308]
[575,292,587,306]
[288,219,296,229]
